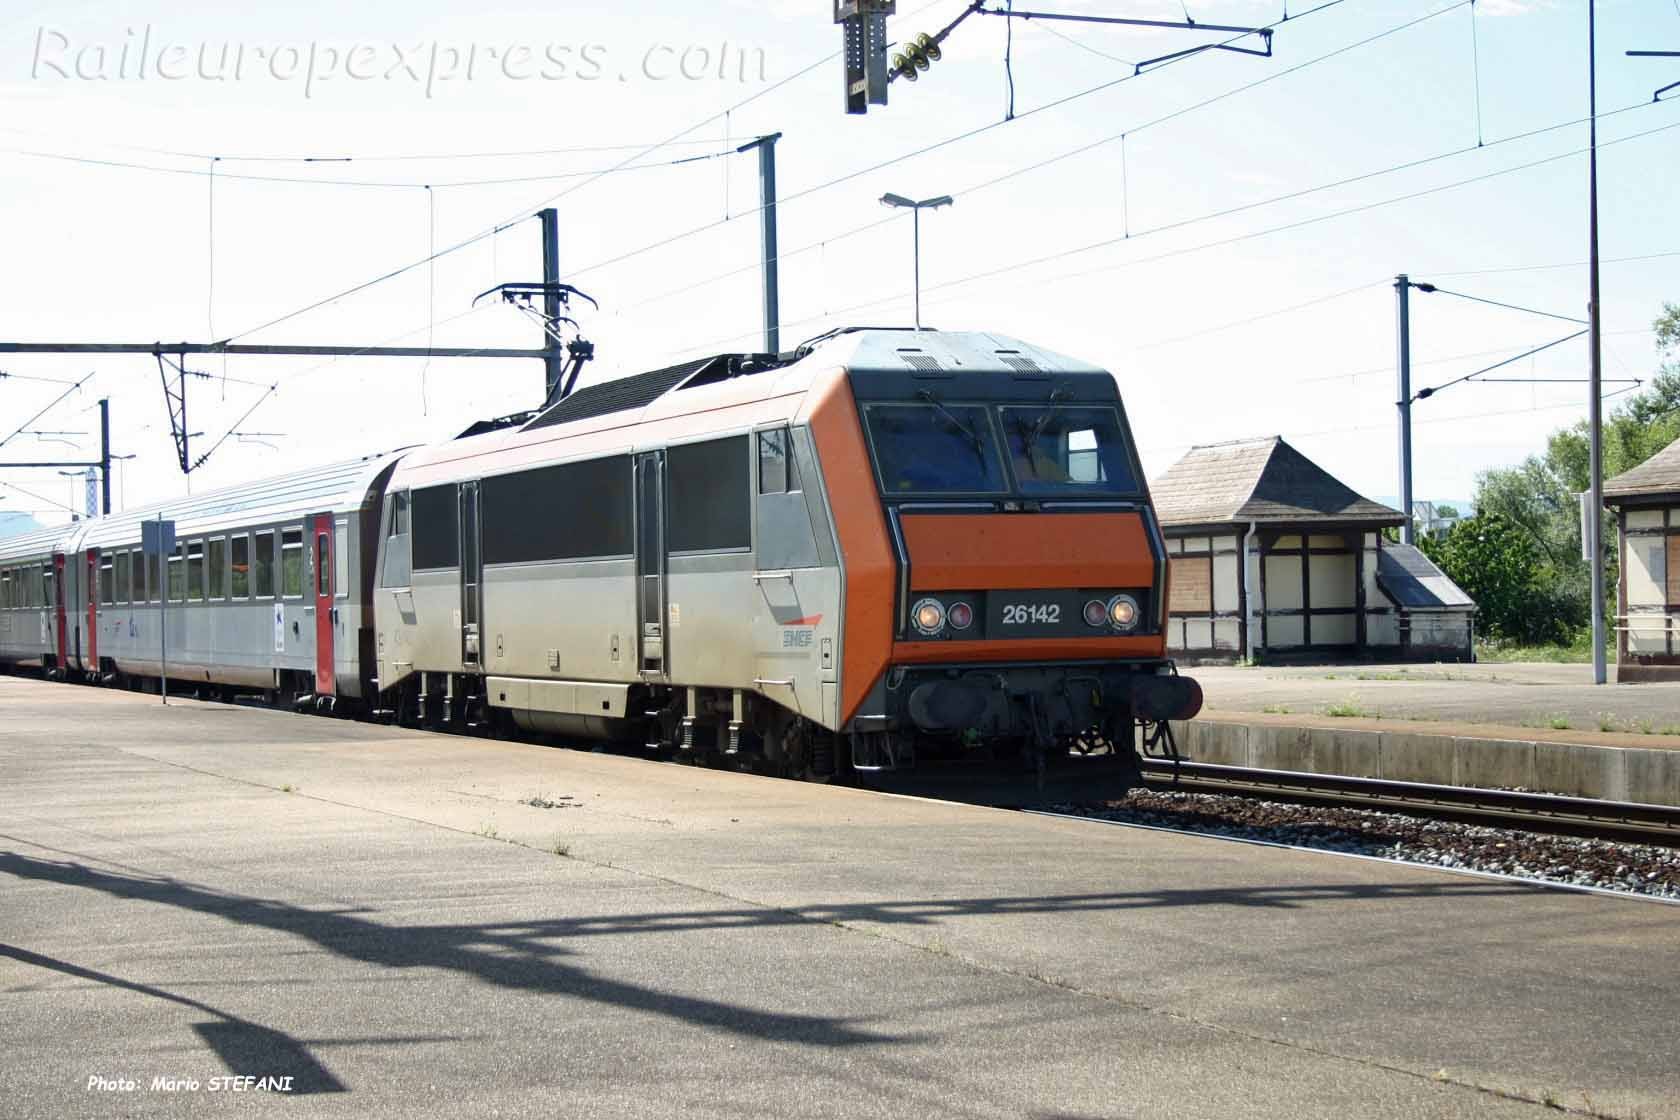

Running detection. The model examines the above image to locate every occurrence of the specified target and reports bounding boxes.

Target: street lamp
[879,192,953,330]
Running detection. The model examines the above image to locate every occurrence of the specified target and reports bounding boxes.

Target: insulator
[917,32,942,62]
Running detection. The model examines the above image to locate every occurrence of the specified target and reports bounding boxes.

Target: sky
[0,0,1675,527]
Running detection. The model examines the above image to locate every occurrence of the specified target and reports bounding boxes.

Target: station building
[1604,435,1680,682]
[1150,436,1475,663]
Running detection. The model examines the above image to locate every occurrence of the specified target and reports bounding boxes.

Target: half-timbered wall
[1165,533,1243,654]
[1620,506,1680,661]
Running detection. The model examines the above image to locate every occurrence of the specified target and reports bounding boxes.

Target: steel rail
[1137,759,1680,845]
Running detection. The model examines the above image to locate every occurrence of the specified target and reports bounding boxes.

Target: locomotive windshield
[865,404,1008,494]
[1001,406,1138,494]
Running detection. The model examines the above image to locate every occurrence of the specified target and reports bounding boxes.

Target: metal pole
[1396,274,1414,545]
[755,134,782,353]
[912,208,922,331]
[158,514,168,705]
[1587,1,1607,684]
[98,398,111,515]
[538,207,564,402]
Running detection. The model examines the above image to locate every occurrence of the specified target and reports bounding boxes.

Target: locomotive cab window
[382,492,413,588]
[758,428,798,494]
[864,403,1006,495]
[999,406,1139,495]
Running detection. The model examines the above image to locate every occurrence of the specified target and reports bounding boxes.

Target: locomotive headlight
[947,601,974,630]
[1082,599,1109,628]
[911,597,947,636]
[1107,594,1140,630]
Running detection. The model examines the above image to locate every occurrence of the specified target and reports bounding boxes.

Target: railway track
[1134,759,1680,846]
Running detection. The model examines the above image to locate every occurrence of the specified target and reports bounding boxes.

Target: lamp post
[879,192,953,329]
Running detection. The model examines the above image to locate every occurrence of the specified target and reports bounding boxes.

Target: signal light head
[912,597,946,636]
[1107,594,1140,631]
[948,601,974,630]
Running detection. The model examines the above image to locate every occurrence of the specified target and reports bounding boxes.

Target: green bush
[1420,513,1580,645]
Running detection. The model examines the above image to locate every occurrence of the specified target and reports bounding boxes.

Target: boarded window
[1169,555,1212,613]
[481,457,633,564]
[1669,535,1680,606]
[253,531,275,598]
[230,535,250,599]
[667,436,751,552]
[412,484,460,570]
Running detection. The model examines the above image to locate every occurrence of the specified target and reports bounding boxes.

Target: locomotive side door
[458,480,483,668]
[634,451,667,679]
[311,513,336,696]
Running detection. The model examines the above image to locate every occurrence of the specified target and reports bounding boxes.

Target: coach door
[50,553,68,670]
[459,481,483,668]
[83,549,99,672]
[634,451,667,679]
[310,514,336,696]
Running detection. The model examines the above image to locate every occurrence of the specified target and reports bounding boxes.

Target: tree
[1419,512,1576,644]
[1467,301,1680,640]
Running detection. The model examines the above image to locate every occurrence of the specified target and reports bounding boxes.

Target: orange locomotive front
[806,340,1202,786]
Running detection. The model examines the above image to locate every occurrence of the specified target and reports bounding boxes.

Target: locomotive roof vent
[994,349,1044,374]
[895,347,946,374]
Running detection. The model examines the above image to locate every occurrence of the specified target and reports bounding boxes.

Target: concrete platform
[2,676,1678,1119]
[1174,662,1680,805]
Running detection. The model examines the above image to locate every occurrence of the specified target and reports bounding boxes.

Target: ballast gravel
[1056,790,1680,901]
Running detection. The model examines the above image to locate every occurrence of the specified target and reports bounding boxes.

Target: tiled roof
[1604,435,1680,501]
[1151,436,1404,528]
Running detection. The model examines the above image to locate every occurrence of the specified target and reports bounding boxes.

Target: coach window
[114,552,130,606]
[281,528,305,598]
[168,545,186,603]
[230,535,250,599]
[100,554,114,606]
[129,551,143,605]
[1,569,10,608]
[667,436,751,553]
[186,539,206,601]
[315,530,330,597]
[254,530,276,598]
[207,537,227,600]
[334,520,349,600]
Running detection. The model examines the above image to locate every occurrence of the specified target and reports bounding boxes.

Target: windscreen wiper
[916,389,984,458]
